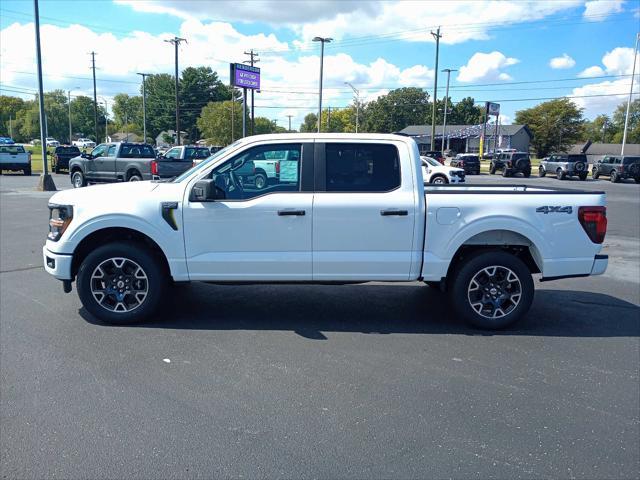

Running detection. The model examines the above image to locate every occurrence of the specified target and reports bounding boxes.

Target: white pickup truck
[0,144,32,175]
[43,134,608,329]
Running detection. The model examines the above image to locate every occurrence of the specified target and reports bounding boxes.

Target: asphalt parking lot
[1,172,638,479]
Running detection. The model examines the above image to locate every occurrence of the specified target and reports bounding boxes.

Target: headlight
[48,204,73,241]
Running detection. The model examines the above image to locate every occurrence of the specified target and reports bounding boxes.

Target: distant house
[155,130,188,147]
[398,124,532,155]
[107,132,142,143]
[567,142,640,164]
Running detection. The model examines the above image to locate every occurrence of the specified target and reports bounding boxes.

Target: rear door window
[324,143,400,192]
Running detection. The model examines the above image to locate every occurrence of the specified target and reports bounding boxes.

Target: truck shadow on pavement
[80,283,640,338]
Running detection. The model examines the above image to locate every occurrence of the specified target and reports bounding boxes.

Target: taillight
[578,206,607,244]
[275,162,280,174]
[151,160,158,175]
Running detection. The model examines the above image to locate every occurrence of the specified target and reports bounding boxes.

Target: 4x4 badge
[536,206,573,214]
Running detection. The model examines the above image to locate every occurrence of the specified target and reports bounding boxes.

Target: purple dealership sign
[230,63,260,90]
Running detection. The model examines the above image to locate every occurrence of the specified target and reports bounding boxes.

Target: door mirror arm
[190,179,224,202]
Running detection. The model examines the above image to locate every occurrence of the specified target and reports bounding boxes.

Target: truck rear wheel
[77,242,167,325]
[128,171,142,182]
[448,250,534,329]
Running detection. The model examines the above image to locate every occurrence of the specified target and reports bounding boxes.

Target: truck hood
[49,180,160,206]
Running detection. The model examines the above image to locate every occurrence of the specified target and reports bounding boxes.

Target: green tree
[611,98,640,144]
[145,73,177,142]
[299,113,318,132]
[179,67,232,142]
[582,114,617,143]
[0,96,26,140]
[449,97,483,125]
[112,94,143,132]
[197,100,244,145]
[70,95,106,141]
[515,98,584,157]
[362,88,430,133]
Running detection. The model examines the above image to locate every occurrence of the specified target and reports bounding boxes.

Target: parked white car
[421,155,465,184]
[43,133,608,330]
[45,137,60,147]
[72,138,96,149]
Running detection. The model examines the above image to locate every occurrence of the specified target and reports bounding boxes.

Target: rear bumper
[539,255,608,282]
[43,246,73,280]
[1,162,30,170]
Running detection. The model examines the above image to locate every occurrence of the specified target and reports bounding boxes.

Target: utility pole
[231,89,235,142]
[102,99,108,142]
[441,68,456,155]
[90,51,98,142]
[286,114,293,132]
[67,90,72,144]
[137,73,150,143]
[9,117,12,138]
[313,36,332,132]
[33,0,55,190]
[621,32,639,155]
[430,27,442,150]
[164,36,187,145]
[244,49,259,135]
[344,82,360,133]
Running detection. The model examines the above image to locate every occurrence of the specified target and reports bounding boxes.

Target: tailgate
[157,159,192,177]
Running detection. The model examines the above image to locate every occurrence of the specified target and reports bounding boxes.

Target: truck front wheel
[448,251,534,329]
[71,170,86,188]
[77,242,167,325]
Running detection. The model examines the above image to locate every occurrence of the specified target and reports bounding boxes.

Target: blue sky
[1,0,638,129]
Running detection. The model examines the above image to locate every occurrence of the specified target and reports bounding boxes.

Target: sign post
[230,63,261,137]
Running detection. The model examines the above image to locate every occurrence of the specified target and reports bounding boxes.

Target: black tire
[77,242,167,325]
[523,169,531,178]
[610,170,619,183]
[578,172,588,181]
[430,175,448,184]
[23,167,31,176]
[557,169,565,180]
[489,164,496,175]
[254,172,267,189]
[448,250,534,329]
[425,281,442,290]
[502,168,510,177]
[71,170,86,188]
[635,177,640,184]
[54,164,60,174]
[592,169,599,179]
[538,166,546,177]
[128,171,142,182]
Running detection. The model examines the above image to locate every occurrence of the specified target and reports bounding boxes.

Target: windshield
[171,141,242,183]
[421,156,440,167]
[0,145,25,154]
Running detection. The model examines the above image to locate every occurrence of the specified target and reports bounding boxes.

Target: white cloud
[117,0,583,46]
[578,65,606,77]
[583,0,625,20]
[457,51,519,83]
[571,46,639,118]
[549,53,576,69]
[0,19,433,130]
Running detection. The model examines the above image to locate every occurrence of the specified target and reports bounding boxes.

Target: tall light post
[137,72,150,143]
[67,86,79,144]
[313,36,332,133]
[441,68,457,154]
[344,81,360,133]
[621,32,639,155]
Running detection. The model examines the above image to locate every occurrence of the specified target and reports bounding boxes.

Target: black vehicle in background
[449,153,481,175]
[421,150,444,164]
[51,145,81,173]
[592,155,640,183]
[490,151,531,177]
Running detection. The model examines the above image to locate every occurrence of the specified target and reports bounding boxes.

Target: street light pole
[68,90,72,144]
[621,32,639,156]
[286,114,293,132]
[137,73,150,143]
[430,27,442,151]
[441,68,456,155]
[344,82,360,133]
[33,0,55,191]
[313,36,332,133]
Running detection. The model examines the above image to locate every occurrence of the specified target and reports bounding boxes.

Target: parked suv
[539,153,588,180]
[51,145,81,173]
[449,153,480,175]
[592,155,640,183]
[489,151,531,177]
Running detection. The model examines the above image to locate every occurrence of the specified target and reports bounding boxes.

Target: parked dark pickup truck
[151,145,210,180]
[69,142,156,188]
[51,145,81,173]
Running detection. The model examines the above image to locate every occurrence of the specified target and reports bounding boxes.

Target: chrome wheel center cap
[489,287,498,295]
[117,280,125,288]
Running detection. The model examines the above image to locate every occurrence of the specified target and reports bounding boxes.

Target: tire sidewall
[77,242,166,325]
[449,251,534,329]
[71,171,85,188]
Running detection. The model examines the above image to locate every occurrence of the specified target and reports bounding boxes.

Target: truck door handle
[380,209,408,216]
[278,209,306,216]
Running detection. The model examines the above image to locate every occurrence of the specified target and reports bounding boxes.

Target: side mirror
[190,179,224,202]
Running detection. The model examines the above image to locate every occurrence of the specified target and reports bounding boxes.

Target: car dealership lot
[1,173,638,478]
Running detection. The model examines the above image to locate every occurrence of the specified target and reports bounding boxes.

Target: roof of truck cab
[239,133,417,143]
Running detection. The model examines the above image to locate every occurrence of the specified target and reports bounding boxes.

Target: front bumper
[43,246,73,280]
